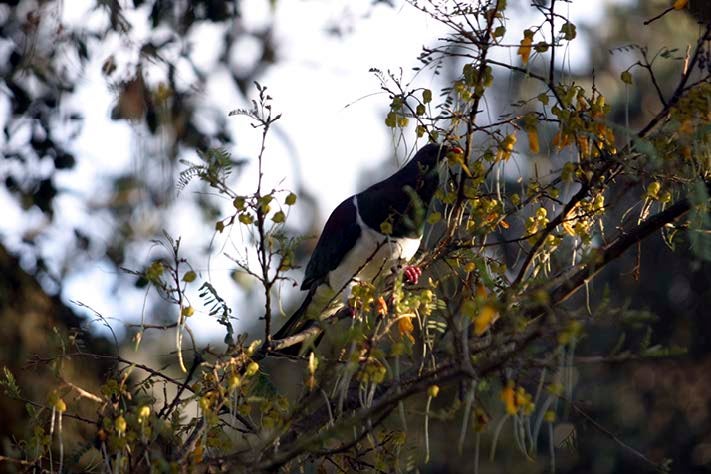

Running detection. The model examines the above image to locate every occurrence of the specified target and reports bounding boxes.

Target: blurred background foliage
[1,0,710,472]
[1,0,274,279]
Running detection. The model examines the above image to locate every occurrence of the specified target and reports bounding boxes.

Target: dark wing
[301,196,361,290]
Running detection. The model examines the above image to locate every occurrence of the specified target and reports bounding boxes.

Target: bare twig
[566,398,661,470]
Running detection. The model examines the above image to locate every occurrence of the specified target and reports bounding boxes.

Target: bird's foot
[403,265,422,285]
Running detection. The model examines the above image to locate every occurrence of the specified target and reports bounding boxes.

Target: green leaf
[427,212,442,224]
[560,22,576,41]
[620,70,633,85]
[534,41,549,53]
[272,210,286,223]
[461,299,477,320]
[182,271,197,283]
[232,196,246,210]
[1,367,21,398]
[422,89,433,104]
[385,112,397,128]
[146,261,165,283]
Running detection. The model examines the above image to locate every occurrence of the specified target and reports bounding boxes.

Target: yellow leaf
[447,149,472,176]
[192,444,204,464]
[229,374,242,391]
[562,221,576,237]
[498,133,517,161]
[562,203,579,236]
[376,296,388,315]
[398,315,415,343]
[138,405,150,421]
[474,304,498,336]
[518,36,533,65]
[516,387,535,415]
[245,361,260,377]
[54,398,67,413]
[246,339,262,356]
[646,181,661,200]
[308,352,319,375]
[475,283,488,300]
[673,0,688,9]
[503,133,517,151]
[199,395,212,412]
[527,129,540,154]
[552,130,570,151]
[115,416,126,434]
[501,380,517,415]
[577,135,590,159]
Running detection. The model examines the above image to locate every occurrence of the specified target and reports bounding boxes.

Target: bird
[272,142,460,354]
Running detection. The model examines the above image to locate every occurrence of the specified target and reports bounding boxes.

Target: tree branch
[548,195,697,306]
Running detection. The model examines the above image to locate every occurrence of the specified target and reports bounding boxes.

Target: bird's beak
[450,146,464,155]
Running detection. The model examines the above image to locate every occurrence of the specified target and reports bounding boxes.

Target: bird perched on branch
[273,142,461,354]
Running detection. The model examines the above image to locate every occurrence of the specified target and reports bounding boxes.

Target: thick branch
[548,195,695,306]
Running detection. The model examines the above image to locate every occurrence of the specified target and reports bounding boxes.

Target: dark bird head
[397,142,463,203]
[357,142,462,238]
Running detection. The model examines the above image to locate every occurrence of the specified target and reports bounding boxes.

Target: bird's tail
[272,288,323,356]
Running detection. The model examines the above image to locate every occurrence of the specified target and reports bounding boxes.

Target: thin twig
[566,398,660,470]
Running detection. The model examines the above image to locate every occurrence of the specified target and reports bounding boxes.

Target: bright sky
[0,0,629,342]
